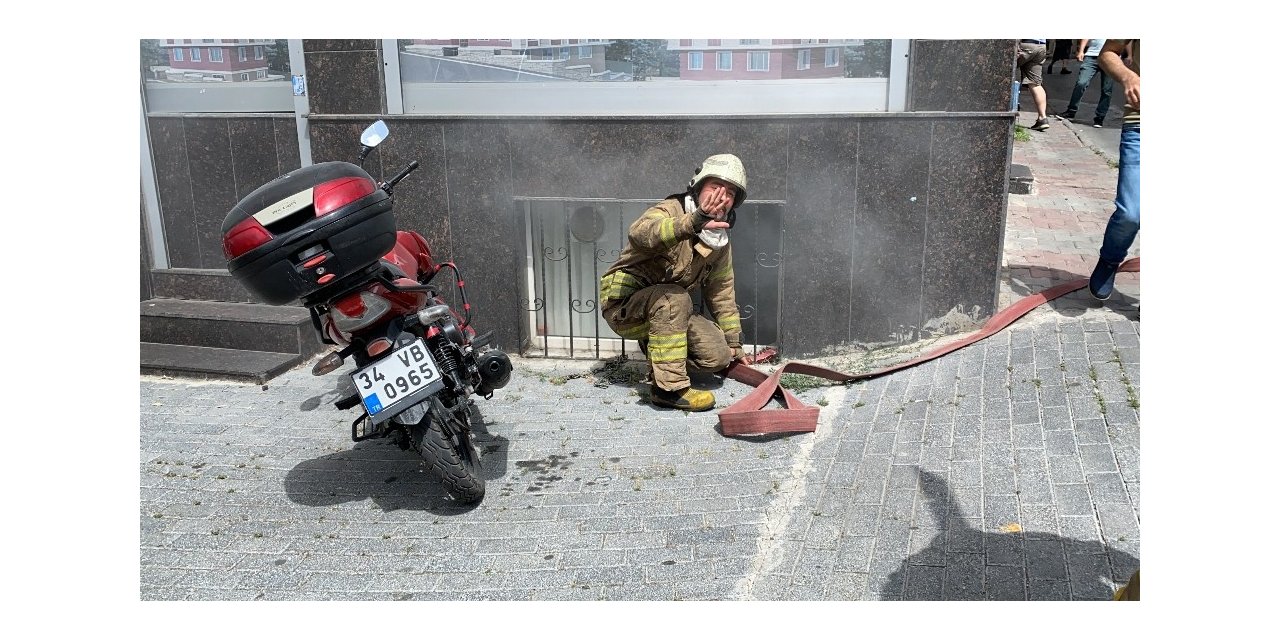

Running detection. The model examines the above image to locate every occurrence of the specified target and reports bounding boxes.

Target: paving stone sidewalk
[140,120,1139,602]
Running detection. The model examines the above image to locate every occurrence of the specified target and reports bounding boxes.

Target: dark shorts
[1016,42,1046,86]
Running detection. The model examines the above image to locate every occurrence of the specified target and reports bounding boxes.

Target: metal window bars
[517,197,783,361]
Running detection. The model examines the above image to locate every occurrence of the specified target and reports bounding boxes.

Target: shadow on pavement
[881,469,1138,600]
[282,404,511,516]
[298,370,358,413]
[1005,263,1139,321]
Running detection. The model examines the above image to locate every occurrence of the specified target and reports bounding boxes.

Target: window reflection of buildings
[152,39,278,83]
[407,39,623,81]
[668,39,863,80]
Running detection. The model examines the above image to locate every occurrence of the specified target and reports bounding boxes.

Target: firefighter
[599,154,753,411]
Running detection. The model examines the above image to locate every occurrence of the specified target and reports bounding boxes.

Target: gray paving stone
[823,571,870,600]
[904,565,945,600]
[1047,455,1086,485]
[951,436,981,461]
[1027,579,1071,601]
[984,565,1028,600]
[945,519,983,554]
[1077,443,1120,474]
[983,494,1021,529]
[1095,503,1140,544]
[1066,552,1116,600]
[1020,504,1060,538]
[942,552,985,600]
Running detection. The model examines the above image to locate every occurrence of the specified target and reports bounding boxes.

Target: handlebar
[382,161,419,193]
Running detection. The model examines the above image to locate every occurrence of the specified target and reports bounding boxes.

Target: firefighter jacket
[599,196,742,348]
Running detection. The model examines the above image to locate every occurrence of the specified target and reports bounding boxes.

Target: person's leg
[686,315,732,373]
[1090,124,1140,299]
[612,284,716,410]
[1064,57,1097,115]
[1030,85,1048,121]
[1095,64,1115,123]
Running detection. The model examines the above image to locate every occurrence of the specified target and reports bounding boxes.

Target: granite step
[140,343,304,384]
[149,267,283,304]
[140,298,323,356]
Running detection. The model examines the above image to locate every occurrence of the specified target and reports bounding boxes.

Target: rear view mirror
[360,120,389,148]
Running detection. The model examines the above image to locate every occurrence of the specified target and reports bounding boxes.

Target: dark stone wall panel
[141,199,153,301]
[229,118,280,201]
[183,119,238,268]
[507,120,788,203]
[851,119,933,344]
[780,120,859,355]
[309,121,369,165]
[508,121,688,200]
[148,117,200,268]
[273,117,302,174]
[304,40,379,52]
[910,40,1015,113]
[441,122,521,349]
[377,121,452,267]
[682,120,789,203]
[305,50,384,115]
[922,118,1010,323]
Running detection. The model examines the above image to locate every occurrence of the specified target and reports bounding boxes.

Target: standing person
[1016,39,1052,131]
[1089,39,1140,300]
[1046,39,1074,74]
[1058,39,1115,128]
[598,154,753,411]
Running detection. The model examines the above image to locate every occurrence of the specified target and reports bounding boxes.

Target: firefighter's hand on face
[695,184,734,231]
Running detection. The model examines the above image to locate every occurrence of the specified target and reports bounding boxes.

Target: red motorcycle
[221,120,510,504]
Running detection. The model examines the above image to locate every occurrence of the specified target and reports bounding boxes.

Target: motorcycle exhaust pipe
[474,348,512,396]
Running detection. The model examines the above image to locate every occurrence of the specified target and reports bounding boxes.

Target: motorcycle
[221,120,511,504]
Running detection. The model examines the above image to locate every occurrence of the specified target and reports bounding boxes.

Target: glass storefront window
[140,39,293,113]
[398,39,899,116]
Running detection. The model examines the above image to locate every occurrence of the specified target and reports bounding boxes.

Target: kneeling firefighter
[599,154,753,411]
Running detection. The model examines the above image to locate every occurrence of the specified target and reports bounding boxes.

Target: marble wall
[144,39,1017,358]
[305,112,1013,356]
[146,115,301,270]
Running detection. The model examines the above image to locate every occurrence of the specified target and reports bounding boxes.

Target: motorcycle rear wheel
[410,397,485,504]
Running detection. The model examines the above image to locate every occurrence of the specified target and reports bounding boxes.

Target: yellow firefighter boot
[649,385,716,412]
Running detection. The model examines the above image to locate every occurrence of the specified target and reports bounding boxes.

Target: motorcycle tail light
[366,338,393,358]
[331,291,391,333]
[314,176,376,217]
[223,217,272,259]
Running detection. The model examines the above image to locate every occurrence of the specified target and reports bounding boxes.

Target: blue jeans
[1100,123,1140,264]
[1066,56,1114,119]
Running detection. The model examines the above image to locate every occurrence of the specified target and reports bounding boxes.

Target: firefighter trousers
[601,284,732,391]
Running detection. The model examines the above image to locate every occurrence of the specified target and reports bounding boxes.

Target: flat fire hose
[718,257,1139,437]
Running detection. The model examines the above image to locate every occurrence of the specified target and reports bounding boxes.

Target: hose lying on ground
[718,257,1140,437]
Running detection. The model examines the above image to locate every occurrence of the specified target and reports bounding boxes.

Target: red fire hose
[718,257,1139,437]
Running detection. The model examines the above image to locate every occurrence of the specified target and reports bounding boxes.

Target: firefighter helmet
[689,154,747,209]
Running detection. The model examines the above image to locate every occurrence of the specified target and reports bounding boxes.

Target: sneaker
[1093,117,1104,128]
[1030,118,1050,131]
[1089,258,1121,300]
[649,385,716,412]
[1057,109,1077,120]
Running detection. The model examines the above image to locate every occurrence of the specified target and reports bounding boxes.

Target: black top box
[222,162,397,305]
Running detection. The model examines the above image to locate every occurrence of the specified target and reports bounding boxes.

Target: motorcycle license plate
[351,339,445,421]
